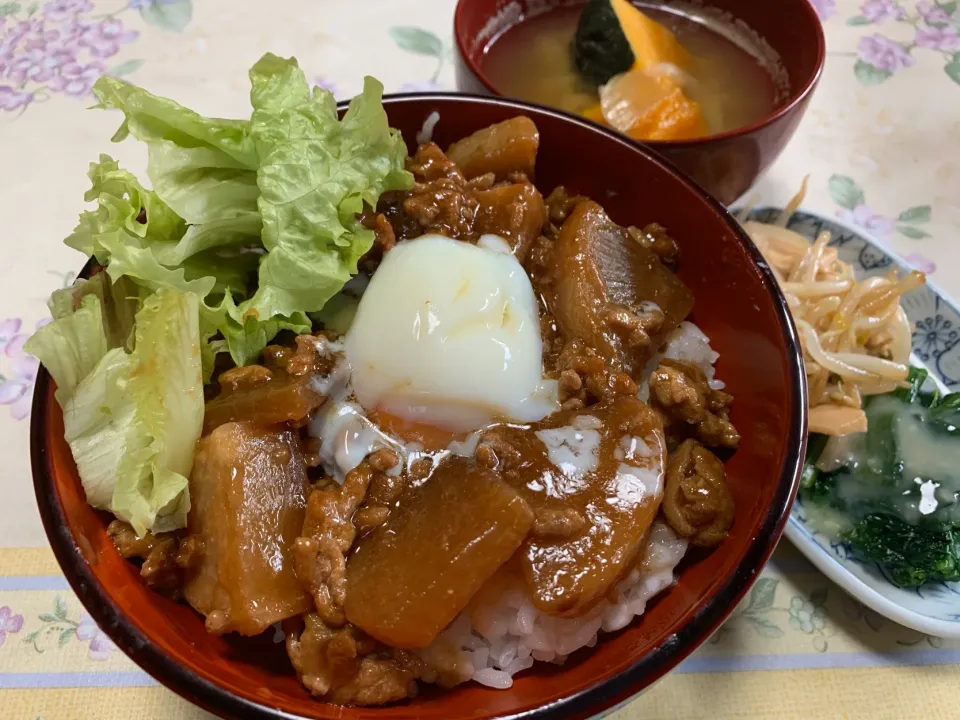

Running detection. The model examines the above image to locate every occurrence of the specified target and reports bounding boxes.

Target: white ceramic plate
[745,207,960,638]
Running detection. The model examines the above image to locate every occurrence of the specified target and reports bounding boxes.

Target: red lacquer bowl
[453,0,826,205]
[31,94,807,720]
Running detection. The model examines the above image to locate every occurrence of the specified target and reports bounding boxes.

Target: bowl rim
[452,0,827,149]
[30,91,808,720]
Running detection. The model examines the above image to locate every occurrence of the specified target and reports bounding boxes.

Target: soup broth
[483,3,785,137]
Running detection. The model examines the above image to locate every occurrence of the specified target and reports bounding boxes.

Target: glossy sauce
[483,3,783,135]
[483,396,666,617]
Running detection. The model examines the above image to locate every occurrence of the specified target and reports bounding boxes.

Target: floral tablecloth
[1,1,959,718]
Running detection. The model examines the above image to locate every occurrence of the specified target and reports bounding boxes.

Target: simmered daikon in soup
[482,1,789,141]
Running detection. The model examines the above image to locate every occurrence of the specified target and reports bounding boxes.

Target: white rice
[416,110,441,144]
[418,521,688,689]
[638,321,723,402]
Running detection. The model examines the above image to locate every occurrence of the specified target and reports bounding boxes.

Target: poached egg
[345,234,559,433]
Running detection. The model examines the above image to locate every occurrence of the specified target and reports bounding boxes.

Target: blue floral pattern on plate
[746,208,960,637]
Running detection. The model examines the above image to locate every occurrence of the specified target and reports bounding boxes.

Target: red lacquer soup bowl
[31,94,807,720]
[454,0,826,205]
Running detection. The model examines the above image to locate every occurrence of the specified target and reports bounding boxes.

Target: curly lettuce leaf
[60,288,203,535]
[48,272,141,351]
[30,287,203,534]
[112,287,203,534]
[24,294,108,404]
[61,347,137,510]
[65,155,185,266]
[66,59,411,371]
[93,75,258,226]
[236,55,412,324]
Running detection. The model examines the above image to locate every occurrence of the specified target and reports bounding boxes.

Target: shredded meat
[353,506,390,536]
[628,223,681,270]
[544,186,588,228]
[408,141,465,182]
[374,141,546,260]
[217,365,272,394]
[556,338,638,406]
[204,334,337,434]
[662,439,735,547]
[605,302,665,357]
[286,614,422,704]
[294,462,377,626]
[648,359,740,449]
[108,519,154,559]
[532,508,587,540]
[107,520,203,596]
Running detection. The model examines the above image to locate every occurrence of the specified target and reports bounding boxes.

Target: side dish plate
[747,207,960,638]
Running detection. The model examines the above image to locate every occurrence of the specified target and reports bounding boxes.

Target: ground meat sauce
[107,117,739,707]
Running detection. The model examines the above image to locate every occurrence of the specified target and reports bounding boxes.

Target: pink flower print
[48,60,106,97]
[0,318,28,356]
[0,606,24,647]
[858,34,914,73]
[903,253,937,274]
[42,0,94,23]
[860,0,906,22]
[809,0,837,21]
[7,47,75,84]
[915,26,960,51]
[917,0,952,25]
[0,354,38,420]
[79,18,137,59]
[0,85,33,111]
[837,204,897,238]
[76,613,115,661]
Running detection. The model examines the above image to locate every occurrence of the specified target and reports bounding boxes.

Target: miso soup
[482,2,788,140]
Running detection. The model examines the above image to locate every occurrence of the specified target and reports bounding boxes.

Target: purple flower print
[0,354,38,420]
[917,0,952,25]
[860,0,906,22]
[312,76,343,100]
[79,18,138,59]
[916,26,960,51]
[837,204,897,238]
[76,613,115,661]
[397,80,442,93]
[903,253,937,274]
[48,60,106,97]
[0,85,32,111]
[5,19,50,47]
[809,0,837,21]
[7,47,75,84]
[0,606,24,648]
[858,34,915,73]
[42,0,94,23]
[0,318,29,356]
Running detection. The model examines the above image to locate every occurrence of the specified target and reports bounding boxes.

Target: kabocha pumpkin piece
[573,0,691,85]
